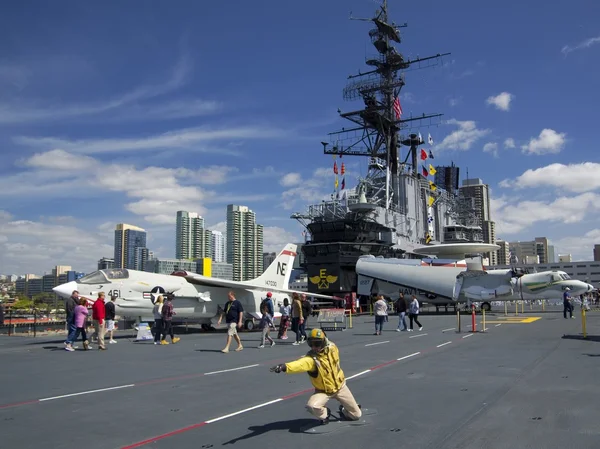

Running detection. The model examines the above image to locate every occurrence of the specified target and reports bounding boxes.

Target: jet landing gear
[480,302,491,312]
[201,324,216,332]
[244,319,255,331]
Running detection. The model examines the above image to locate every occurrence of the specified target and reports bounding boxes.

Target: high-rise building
[293,242,306,269]
[226,204,264,281]
[558,254,572,263]
[211,230,225,263]
[534,237,550,264]
[176,211,211,260]
[134,247,153,271]
[434,162,460,195]
[495,240,510,265]
[114,223,147,269]
[263,252,276,273]
[458,178,496,265]
[508,238,551,265]
[547,245,556,264]
[97,257,115,270]
[594,244,600,262]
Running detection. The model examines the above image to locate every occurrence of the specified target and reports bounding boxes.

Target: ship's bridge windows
[103,268,130,280]
[79,271,109,284]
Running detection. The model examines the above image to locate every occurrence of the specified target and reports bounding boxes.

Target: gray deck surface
[1,305,599,449]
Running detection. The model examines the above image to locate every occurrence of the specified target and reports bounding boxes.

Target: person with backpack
[260,292,275,326]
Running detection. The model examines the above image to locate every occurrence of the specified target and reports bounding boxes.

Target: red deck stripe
[121,422,208,449]
[369,360,398,370]
[0,399,39,409]
[280,388,314,400]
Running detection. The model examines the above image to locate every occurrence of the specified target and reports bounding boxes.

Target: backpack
[260,298,270,314]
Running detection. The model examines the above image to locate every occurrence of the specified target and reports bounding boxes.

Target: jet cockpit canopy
[78,268,129,284]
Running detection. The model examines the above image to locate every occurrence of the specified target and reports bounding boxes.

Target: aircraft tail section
[246,243,297,290]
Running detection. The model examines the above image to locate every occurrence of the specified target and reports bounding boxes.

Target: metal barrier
[317,308,347,331]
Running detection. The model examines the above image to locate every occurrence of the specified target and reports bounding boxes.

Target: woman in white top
[277,298,291,339]
[152,296,164,345]
[408,295,423,331]
[374,294,388,335]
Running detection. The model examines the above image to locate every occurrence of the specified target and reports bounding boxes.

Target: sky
[0,0,599,275]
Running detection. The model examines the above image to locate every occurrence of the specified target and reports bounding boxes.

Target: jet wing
[454,270,514,301]
[177,272,337,301]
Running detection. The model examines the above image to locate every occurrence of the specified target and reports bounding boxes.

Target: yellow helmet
[307,328,327,350]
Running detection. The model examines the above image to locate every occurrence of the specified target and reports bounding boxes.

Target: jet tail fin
[246,243,297,290]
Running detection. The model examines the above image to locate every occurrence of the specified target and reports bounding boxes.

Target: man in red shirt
[92,292,107,350]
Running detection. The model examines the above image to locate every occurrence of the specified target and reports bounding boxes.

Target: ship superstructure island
[292,1,482,296]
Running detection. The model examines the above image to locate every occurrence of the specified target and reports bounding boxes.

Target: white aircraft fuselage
[53,243,333,328]
[356,256,593,308]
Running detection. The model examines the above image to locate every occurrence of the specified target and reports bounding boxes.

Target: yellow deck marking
[484,317,542,324]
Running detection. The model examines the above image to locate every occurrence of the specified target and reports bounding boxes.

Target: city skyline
[0,1,599,274]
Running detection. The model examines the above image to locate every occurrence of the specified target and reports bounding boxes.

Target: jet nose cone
[588,284,594,292]
[53,281,78,298]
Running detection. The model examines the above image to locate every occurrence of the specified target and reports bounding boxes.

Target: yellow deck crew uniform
[285,339,362,421]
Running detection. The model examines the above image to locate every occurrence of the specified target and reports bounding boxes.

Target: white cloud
[486,92,513,111]
[207,221,227,234]
[280,167,334,211]
[551,229,600,262]
[0,55,219,124]
[14,125,283,156]
[491,192,599,235]
[482,142,499,157]
[448,97,462,107]
[521,129,566,155]
[263,226,302,252]
[504,138,515,149]
[499,162,600,193]
[188,166,240,185]
[561,36,600,56]
[0,219,113,274]
[0,210,14,222]
[435,119,491,151]
[23,149,98,171]
[280,173,302,187]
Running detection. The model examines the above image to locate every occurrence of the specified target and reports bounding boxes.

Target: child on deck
[258,308,275,348]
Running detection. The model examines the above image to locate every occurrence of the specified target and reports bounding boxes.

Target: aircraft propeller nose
[53,281,78,298]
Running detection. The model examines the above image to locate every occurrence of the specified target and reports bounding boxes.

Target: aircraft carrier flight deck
[1,306,598,449]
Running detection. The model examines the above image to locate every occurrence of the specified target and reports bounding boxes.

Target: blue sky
[0,0,599,275]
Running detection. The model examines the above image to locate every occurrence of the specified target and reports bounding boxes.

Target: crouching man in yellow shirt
[270,328,362,425]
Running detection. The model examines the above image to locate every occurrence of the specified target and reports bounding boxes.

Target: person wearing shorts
[217,291,244,353]
[105,295,117,344]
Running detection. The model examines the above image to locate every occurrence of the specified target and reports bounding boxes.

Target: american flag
[393,96,402,120]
